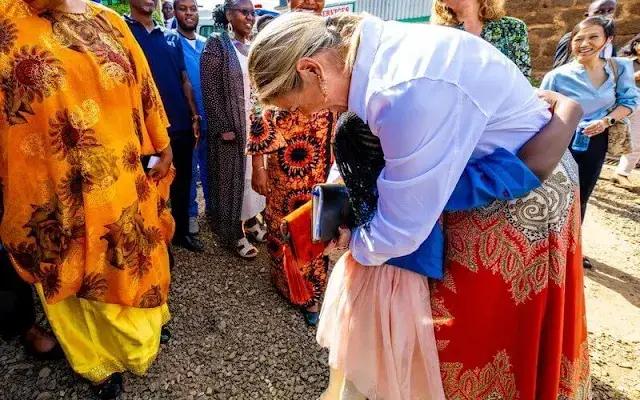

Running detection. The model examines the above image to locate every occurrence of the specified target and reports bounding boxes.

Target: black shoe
[173,235,205,253]
[160,326,171,344]
[302,309,320,327]
[91,372,123,400]
[583,257,593,269]
[168,244,175,271]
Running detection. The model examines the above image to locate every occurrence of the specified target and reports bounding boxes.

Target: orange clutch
[280,200,325,305]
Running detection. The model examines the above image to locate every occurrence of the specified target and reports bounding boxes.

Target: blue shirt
[540,58,639,122]
[177,32,207,133]
[125,15,192,135]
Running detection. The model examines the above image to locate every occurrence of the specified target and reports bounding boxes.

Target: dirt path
[0,166,638,400]
[582,165,640,400]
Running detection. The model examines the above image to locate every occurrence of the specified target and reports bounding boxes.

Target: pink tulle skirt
[317,252,445,400]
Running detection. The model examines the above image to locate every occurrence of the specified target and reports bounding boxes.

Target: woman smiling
[541,16,638,268]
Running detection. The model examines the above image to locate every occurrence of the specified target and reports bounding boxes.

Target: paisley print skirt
[432,152,591,399]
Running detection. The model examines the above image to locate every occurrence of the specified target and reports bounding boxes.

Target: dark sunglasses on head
[229,8,255,17]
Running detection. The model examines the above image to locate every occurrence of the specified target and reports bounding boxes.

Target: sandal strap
[236,238,257,257]
[245,223,267,241]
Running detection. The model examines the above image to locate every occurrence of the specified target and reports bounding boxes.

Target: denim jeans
[189,135,209,218]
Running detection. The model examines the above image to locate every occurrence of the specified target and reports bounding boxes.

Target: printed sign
[322,1,356,16]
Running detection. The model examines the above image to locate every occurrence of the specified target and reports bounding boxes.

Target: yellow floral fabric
[0,1,174,308]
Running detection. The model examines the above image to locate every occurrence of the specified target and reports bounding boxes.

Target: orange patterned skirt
[432,154,591,399]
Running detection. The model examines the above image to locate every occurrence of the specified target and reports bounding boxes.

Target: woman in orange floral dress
[248,108,337,326]
[0,0,174,398]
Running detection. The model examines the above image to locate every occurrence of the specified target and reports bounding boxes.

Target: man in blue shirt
[126,0,205,252]
[174,0,209,235]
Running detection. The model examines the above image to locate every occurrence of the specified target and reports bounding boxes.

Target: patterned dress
[0,1,173,382]
[247,108,337,307]
[432,152,591,398]
[458,17,532,79]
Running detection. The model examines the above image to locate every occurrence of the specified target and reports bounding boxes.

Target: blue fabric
[444,148,541,211]
[177,33,209,217]
[540,58,639,121]
[125,15,192,136]
[386,148,541,280]
[177,33,207,133]
[189,135,209,217]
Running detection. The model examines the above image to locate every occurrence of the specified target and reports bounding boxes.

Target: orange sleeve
[111,13,171,155]
[246,107,288,155]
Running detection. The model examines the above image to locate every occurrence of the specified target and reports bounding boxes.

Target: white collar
[348,14,383,123]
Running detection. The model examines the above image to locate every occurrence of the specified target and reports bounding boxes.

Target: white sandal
[245,222,267,243]
[236,237,258,259]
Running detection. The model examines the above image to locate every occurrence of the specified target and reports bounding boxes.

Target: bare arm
[518,90,583,181]
[182,71,200,145]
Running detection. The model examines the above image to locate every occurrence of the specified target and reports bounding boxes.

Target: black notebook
[311,184,350,243]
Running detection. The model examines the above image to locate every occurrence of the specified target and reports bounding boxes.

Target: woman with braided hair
[200,0,266,259]
[247,0,338,326]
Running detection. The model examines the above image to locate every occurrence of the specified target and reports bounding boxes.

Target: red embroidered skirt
[432,154,591,399]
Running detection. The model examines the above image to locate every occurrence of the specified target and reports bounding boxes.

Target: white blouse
[348,15,552,267]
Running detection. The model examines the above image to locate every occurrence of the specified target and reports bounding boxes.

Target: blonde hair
[431,0,506,26]
[248,12,363,106]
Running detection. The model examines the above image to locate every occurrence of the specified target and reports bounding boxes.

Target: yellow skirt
[36,284,170,383]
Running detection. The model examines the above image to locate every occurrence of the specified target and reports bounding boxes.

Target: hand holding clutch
[323,226,351,256]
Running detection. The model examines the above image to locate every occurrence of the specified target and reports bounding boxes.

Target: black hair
[212,0,238,27]
[570,16,615,45]
[256,14,275,33]
[620,33,640,57]
[173,0,194,8]
[572,16,615,39]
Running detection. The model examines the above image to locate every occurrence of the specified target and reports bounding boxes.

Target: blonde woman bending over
[250,12,590,399]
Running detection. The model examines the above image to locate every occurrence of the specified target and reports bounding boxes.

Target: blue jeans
[189,135,209,217]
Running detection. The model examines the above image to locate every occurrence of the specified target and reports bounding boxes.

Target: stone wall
[506,0,640,80]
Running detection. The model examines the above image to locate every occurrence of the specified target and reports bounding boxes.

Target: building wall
[353,0,432,21]
[507,0,640,79]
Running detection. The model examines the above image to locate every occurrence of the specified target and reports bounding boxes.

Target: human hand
[536,89,559,115]
[252,167,269,196]
[193,120,200,148]
[324,226,351,256]
[148,145,173,181]
[220,131,236,143]
[582,119,608,137]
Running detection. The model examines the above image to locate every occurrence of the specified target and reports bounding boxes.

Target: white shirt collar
[348,14,383,123]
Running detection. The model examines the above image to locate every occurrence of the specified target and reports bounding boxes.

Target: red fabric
[282,243,313,305]
[280,200,325,305]
[431,182,591,399]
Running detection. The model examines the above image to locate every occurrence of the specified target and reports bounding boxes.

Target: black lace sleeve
[333,112,386,229]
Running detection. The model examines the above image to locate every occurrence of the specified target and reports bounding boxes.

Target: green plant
[105,3,129,15]
[103,1,162,23]
[529,77,542,88]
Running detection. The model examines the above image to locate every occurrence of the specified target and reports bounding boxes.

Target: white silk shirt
[348,15,552,267]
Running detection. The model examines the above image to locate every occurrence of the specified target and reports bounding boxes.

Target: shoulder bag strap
[607,58,619,88]
[607,58,620,113]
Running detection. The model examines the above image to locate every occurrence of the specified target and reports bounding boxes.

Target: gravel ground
[0,166,638,400]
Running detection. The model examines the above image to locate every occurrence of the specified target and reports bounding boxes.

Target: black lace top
[333,112,386,229]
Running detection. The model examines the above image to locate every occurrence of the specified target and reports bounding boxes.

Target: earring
[319,75,329,103]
